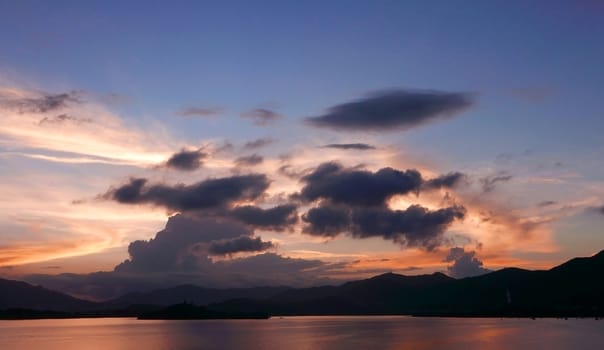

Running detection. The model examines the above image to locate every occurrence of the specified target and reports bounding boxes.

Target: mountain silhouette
[1,250,603,318]
[0,278,96,312]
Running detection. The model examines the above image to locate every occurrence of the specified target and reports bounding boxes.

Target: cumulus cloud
[164,148,207,171]
[321,143,376,150]
[177,106,221,117]
[303,204,466,249]
[234,154,264,167]
[241,108,282,126]
[243,137,276,150]
[297,162,423,207]
[23,214,332,300]
[207,236,274,256]
[0,91,80,113]
[297,162,464,207]
[231,204,298,230]
[115,215,250,272]
[480,172,513,193]
[103,174,269,212]
[305,89,473,132]
[302,205,351,237]
[444,247,492,278]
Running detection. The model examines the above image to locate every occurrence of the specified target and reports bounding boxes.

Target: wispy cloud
[0,85,175,167]
[241,108,283,126]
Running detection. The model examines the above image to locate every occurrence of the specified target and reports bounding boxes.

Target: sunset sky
[1,1,603,300]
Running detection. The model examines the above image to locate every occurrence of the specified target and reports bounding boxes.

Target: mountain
[106,285,290,307]
[2,250,604,318]
[0,278,97,312]
[210,250,604,317]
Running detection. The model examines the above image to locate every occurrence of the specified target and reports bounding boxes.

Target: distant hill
[106,285,290,307]
[0,278,97,312]
[2,250,604,317]
[210,250,604,317]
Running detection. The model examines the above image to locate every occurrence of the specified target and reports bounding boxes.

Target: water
[0,316,602,349]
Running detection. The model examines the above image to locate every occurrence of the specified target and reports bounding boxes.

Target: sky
[0,0,603,300]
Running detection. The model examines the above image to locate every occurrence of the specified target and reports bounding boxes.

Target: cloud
[587,205,604,215]
[103,174,269,212]
[231,204,298,230]
[303,203,466,249]
[296,162,466,209]
[305,89,473,132]
[479,172,513,193]
[207,236,274,256]
[350,205,466,249]
[241,108,282,126]
[0,85,174,167]
[38,114,92,126]
[243,137,276,150]
[23,215,333,300]
[423,172,467,190]
[0,91,80,113]
[177,106,221,117]
[164,148,207,171]
[302,205,351,237]
[321,143,376,150]
[234,154,264,167]
[115,214,250,272]
[297,162,423,207]
[537,200,557,208]
[444,247,491,278]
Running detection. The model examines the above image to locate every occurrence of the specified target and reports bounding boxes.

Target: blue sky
[0,1,603,298]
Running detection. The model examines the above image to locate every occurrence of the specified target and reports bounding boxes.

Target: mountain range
[1,250,603,318]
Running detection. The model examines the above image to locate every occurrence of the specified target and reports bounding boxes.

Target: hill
[0,278,97,312]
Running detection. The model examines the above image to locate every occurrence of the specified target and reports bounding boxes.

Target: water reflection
[0,316,602,350]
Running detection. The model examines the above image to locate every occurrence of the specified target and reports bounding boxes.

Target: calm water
[0,316,602,349]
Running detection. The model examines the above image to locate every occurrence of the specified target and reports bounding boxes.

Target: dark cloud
[1,91,80,113]
[231,204,298,230]
[423,172,466,190]
[321,143,376,150]
[207,236,274,256]
[302,205,351,237]
[297,162,422,207]
[234,154,264,167]
[104,174,269,212]
[243,137,276,150]
[588,205,604,215]
[297,162,465,207]
[177,106,221,117]
[38,114,92,126]
[303,203,466,249]
[164,148,207,171]
[444,247,491,278]
[537,200,557,208]
[350,205,466,249]
[305,89,473,132]
[479,172,513,193]
[241,108,282,126]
